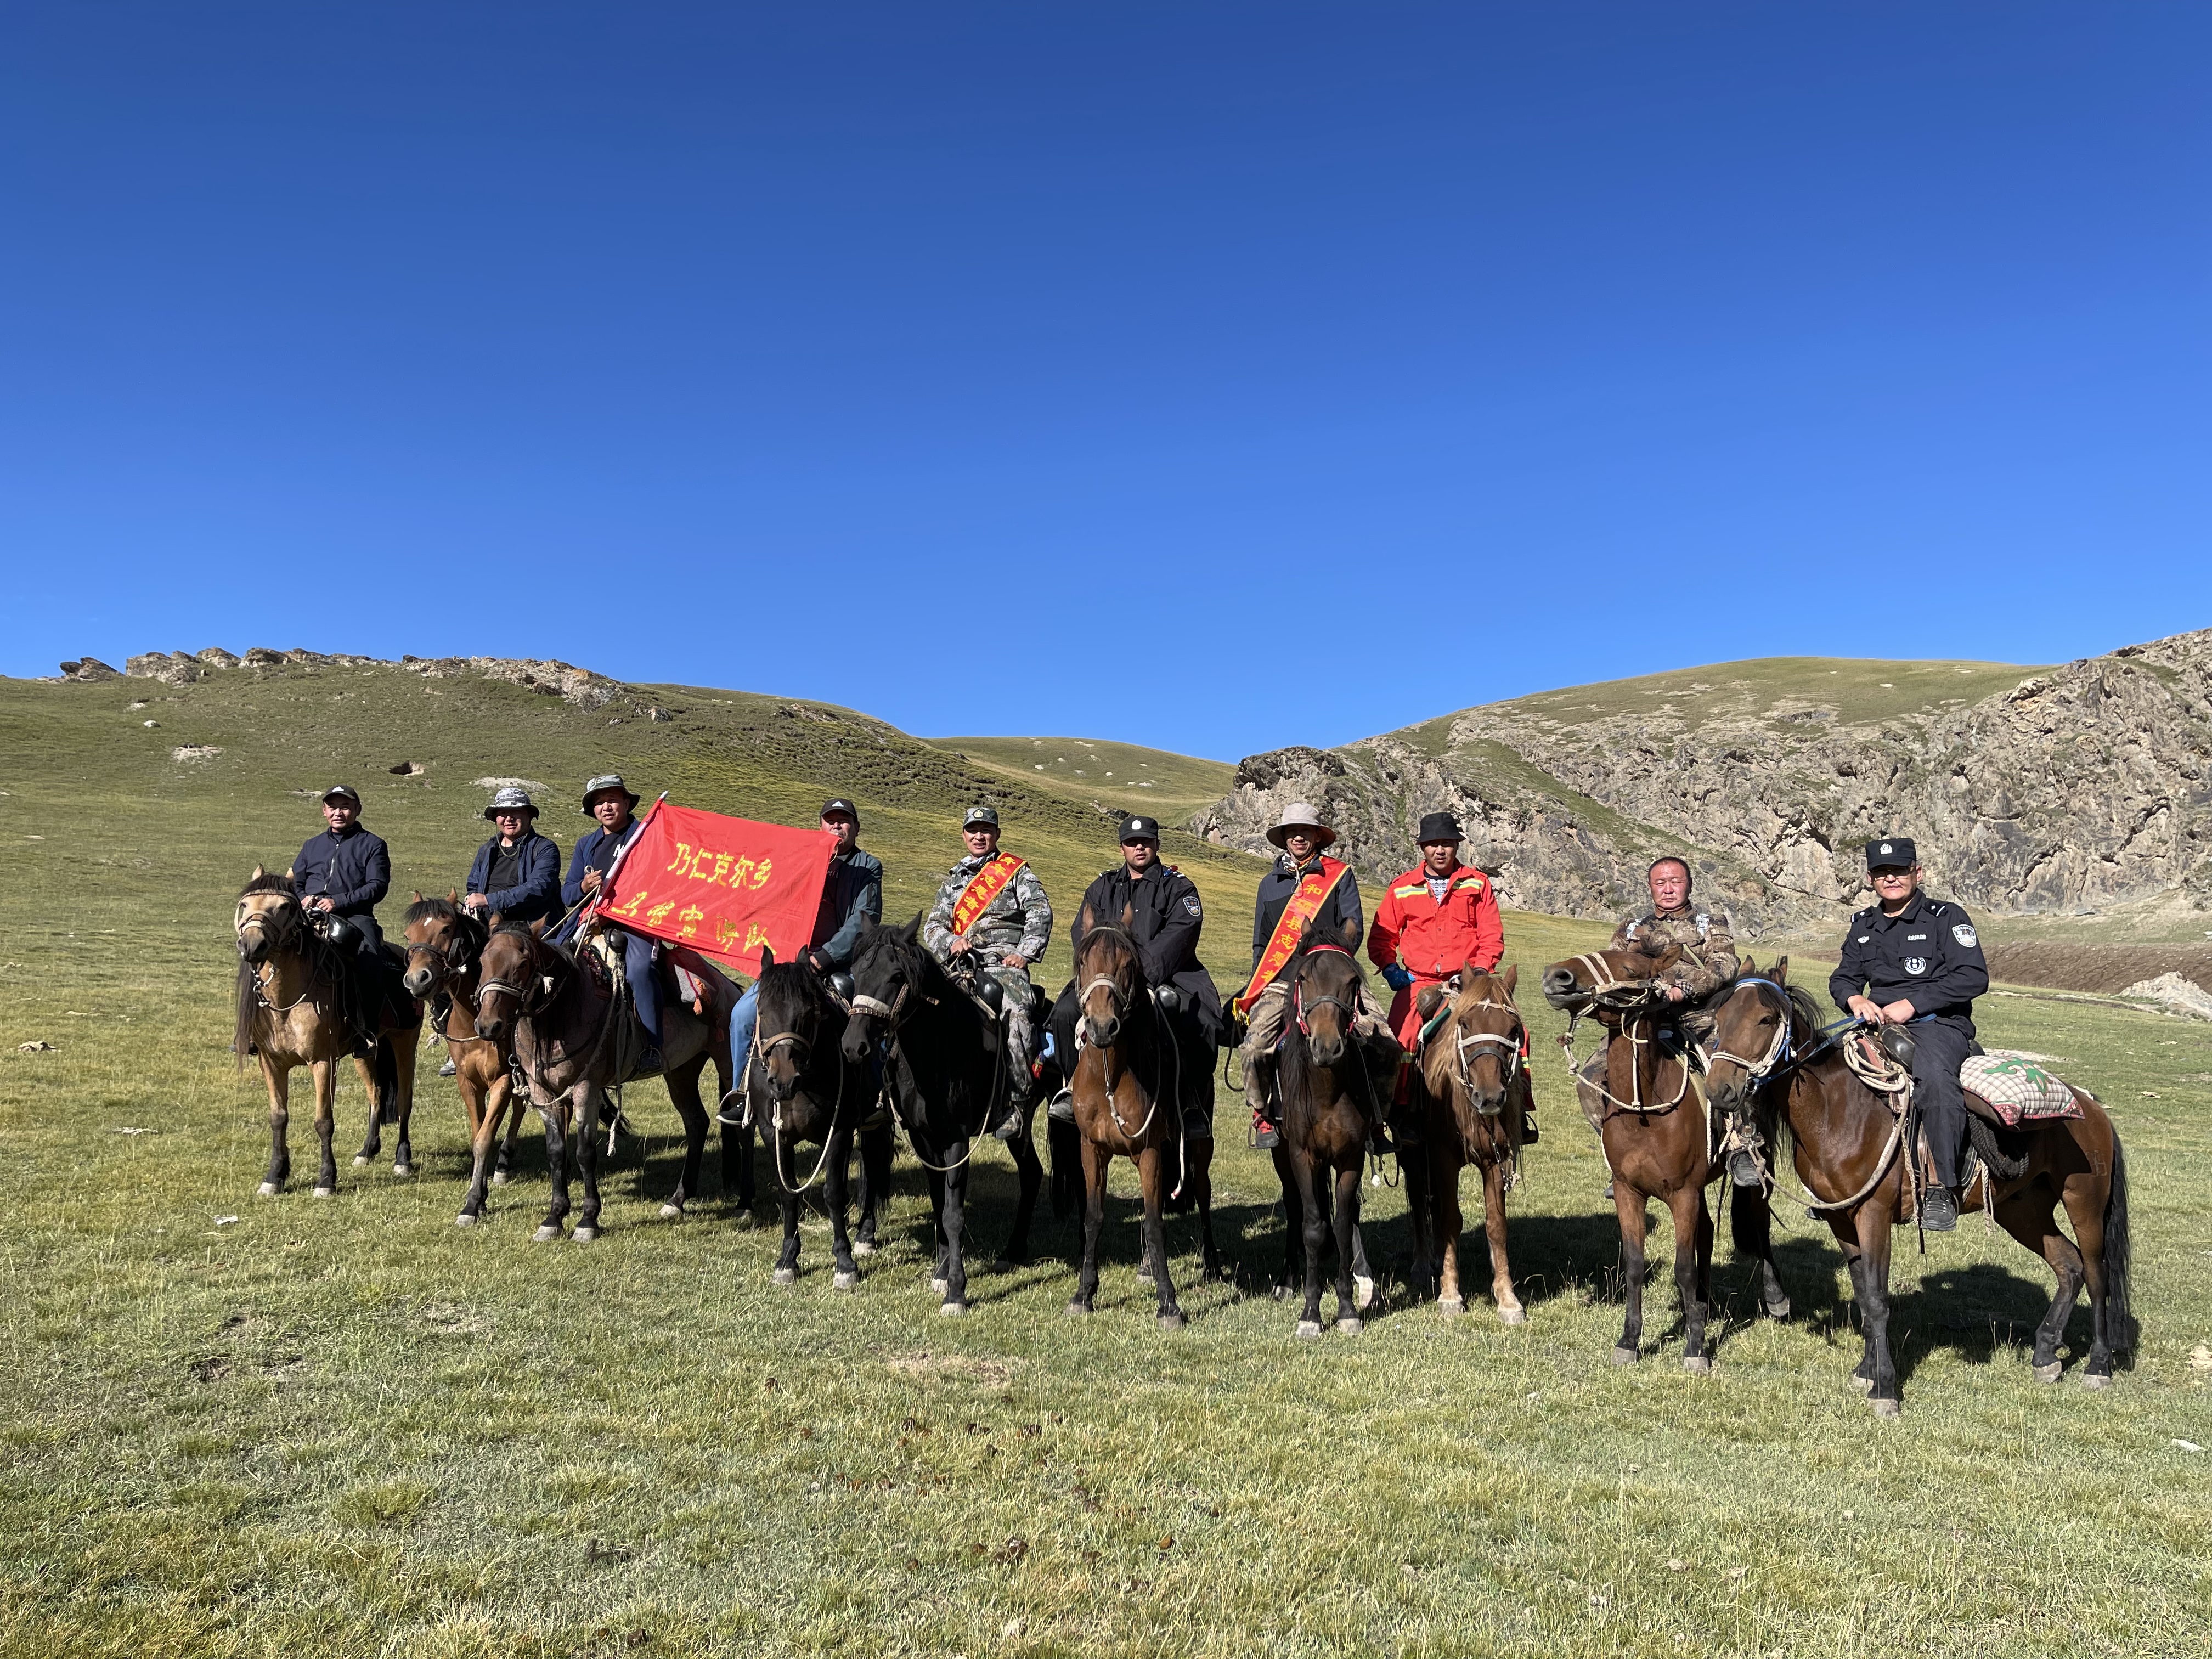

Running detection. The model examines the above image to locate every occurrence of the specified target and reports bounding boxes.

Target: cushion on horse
[1959,1051,2083,1127]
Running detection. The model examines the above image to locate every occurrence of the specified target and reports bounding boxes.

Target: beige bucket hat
[1265,802,1336,851]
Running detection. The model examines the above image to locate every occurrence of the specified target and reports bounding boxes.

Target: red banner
[594,800,835,976]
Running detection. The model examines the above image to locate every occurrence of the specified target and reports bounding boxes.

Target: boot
[1246,1053,1281,1150]
[1521,1111,1539,1146]
[1919,1184,1959,1232]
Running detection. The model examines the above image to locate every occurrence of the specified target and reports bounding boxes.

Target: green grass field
[3,664,2209,1657]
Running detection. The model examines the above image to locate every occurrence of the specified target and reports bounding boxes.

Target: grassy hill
[2,657,2209,1657]
[930,735,1235,825]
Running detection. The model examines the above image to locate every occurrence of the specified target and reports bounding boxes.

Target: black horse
[839,916,1046,1315]
[744,948,894,1288]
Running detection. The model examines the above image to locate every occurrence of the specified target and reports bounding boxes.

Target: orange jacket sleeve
[1470,878,1504,972]
[1367,885,1404,971]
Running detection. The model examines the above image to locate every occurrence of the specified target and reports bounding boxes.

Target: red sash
[1235,856,1349,1015]
[950,854,1025,935]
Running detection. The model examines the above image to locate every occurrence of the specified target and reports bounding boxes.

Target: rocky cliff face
[1192,630,2212,934]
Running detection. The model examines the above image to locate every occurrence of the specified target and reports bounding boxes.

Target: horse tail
[1047,1111,1082,1220]
[374,1035,403,1124]
[1729,1178,1773,1265]
[2102,1130,2136,1359]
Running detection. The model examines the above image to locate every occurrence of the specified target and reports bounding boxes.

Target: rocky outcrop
[1195,628,2212,933]
[93,646,625,709]
[57,657,120,682]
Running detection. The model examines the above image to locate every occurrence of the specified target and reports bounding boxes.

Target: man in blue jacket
[294,783,396,1054]
[464,787,562,927]
[558,774,662,1070]
[727,798,883,1094]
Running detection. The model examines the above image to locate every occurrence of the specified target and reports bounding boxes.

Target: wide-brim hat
[1265,803,1336,850]
[320,784,362,807]
[580,774,640,815]
[963,804,1001,830]
[1415,811,1463,845]
[483,785,539,821]
[1866,836,1917,870]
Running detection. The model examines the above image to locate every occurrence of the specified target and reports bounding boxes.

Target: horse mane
[756,956,831,1029]
[238,869,296,900]
[403,894,466,931]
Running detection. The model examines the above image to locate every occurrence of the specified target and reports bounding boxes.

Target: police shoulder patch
[1183,895,1202,917]
[1951,923,1978,948]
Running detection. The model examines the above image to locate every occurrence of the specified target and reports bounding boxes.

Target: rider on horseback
[557,774,663,1073]
[924,805,1053,1141]
[1829,837,1989,1232]
[1236,803,1393,1152]
[442,786,562,1076]
[293,784,398,1056]
[1367,811,1508,1148]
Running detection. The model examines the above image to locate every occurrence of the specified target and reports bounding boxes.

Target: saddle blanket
[1960,1051,2083,1127]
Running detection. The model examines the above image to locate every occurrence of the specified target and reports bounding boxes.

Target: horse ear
[250,863,266,881]
[1773,956,1790,983]
[1119,901,1134,931]
[901,912,923,941]
[523,917,540,936]
[448,887,461,905]
[283,866,294,879]
[1078,901,1096,938]
[1740,953,1756,975]
[1501,963,1518,997]
[411,889,425,904]
[1336,913,1361,950]
[760,944,776,971]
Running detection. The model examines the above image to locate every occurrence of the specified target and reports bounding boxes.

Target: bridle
[1449,995,1526,1098]
[235,894,330,1015]
[477,930,562,1021]
[1556,949,1692,1118]
[1293,943,1358,1036]
[1077,927,1143,1028]
[1706,977,1796,1084]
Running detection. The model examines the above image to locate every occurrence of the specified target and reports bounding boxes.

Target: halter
[1705,977,1795,1082]
[235,894,331,1015]
[1293,943,1357,1036]
[477,932,562,1019]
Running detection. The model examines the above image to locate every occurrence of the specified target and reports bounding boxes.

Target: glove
[803,949,832,975]
[1381,963,1414,993]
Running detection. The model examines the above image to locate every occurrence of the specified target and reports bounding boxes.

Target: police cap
[1119,815,1160,844]
[1865,836,1918,870]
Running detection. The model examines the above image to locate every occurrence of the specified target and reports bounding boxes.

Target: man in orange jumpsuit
[1367,812,1508,1146]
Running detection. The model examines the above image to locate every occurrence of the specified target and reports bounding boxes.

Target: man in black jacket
[1829,836,1990,1231]
[293,783,397,1053]
[1046,815,1222,1136]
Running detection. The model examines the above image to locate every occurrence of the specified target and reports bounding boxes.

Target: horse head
[1290,912,1365,1066]
[1074,901,1143,1050]
[1539,939,1681,1019]
[1703,955,1796,1113]
[400,891,483,1001]
[235,865,303,965]
[752,946,826,1106]
[842,915,925,1066]
[1425,964,1525,1130]
[473,921,547,1046]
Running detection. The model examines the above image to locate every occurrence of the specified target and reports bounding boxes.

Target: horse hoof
[1848,1374,1875,1395]
[1683,1355,1712,1376]
[1158,1312,1187,1333]
[572,1226,598,1243]
[392,1164,413,1179]
[2080,1372,2113,1391]
[1764,1297,1791,1321]
[939,1301,966,1319]
[2032,1361,2062,1385]
[533,1224,561,1243]
[1335,1317,1364,1336]
[1354,1275,1377,1311]
[311,1187,334,1199]
[1498,1305,1528,1327]
[490,1171,509,1187]
[659,1203,684,1221]
[833,1271,859,1291]
[1611,1346,1639,1366]
[733,1212,757,1231]
[930,1277,949,1296]
[352,1155,369,1167]
[1871,1398,1902,1419]
[771,1268,798,1286]
[1295,1320,1324,1340]
[455,1213,476,1228]
[1135,1271,1155,1289]
[1437,1298,1465,1318]
[257,1182,280,1198]
[853,1239,876,1257]
[1066,1299,1091,1317]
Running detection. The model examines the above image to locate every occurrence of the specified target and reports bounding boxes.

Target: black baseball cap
[320,784,362,806]
[1119,815,1160,843]
[1865,837,1917,870]
[821,798,859,824]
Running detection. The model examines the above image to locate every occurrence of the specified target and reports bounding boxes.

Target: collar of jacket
[1278,852,1330,879]
[1874,893,1925,926]
[1397,860,1474,889]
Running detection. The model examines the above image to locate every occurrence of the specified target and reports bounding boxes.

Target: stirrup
[1249,1111,1281,1151]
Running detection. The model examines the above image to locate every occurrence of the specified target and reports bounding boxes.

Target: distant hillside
[930,735,1235,823]
[1194,634,2212,938]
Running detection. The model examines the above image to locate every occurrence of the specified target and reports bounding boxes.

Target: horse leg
[1482,1153,1525,1326]
[533,1097,571,1241]
[827,1124,860,1289]
[1141,1144,1184,1329]
[998,1109,1043,1268]
[457,1063,498,1224]
[772,1181,802,1285]
[573,1086,605,1242]
[1853,1209,1901,1414]
[1403,1142,1436,1304]
[1349,1214,1375,1314]
[1731,1182,1790,1320]
[1673,1185,1713,1373]
[855,1122,890,1255]
[1436,1147,1466,1316]
[352,1052,382,1167]
[389,1026,419,1176]
[1292,1150,1328,1336]
[1272,1147,1300,1302]
[258,1056,291,1195]
[2058,1170,2116,1386]
[312,1058,339,1197]
[662,1064,709,1220]
[1333,1162,1364,1334]
[1189,1136,1225,1284]
[1612,1177,1648,1363]
[939,1148,972,1315]
[926,1165,949,1296]
[1995,1189,2080,1383]
[1069,1138,1106,1316]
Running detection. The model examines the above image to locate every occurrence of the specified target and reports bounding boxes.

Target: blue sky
[4,4,2206,758]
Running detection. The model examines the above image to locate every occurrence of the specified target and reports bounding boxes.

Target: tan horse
[234,867,420,1197]
[1406,966,1531,1325]
[400,894,530,1224]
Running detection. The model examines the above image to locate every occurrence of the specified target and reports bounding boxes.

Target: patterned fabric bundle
[1960,1051,2083,1126]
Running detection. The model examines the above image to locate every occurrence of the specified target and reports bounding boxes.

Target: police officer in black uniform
[1828,836,1990,1231]
[1046,815,1223,1137]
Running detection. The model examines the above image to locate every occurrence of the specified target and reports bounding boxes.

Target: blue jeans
[624,928,661,1046]
[729,982,760,1072]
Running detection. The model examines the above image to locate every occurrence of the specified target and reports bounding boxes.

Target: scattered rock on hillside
[196,647,241,668]
[2118,973,2212,1022]
[171,746,223,763]
[126,652,204,685]
[59,657,120,681]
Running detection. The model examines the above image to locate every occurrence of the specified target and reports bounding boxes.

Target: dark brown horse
[400,894,530,1224]
[234,868,420,1197]
[1541,939,1787,1373]
[1703,960,2134,1414]
[1060,910,1220,1328]
[1404,966,1532,1324]
[1273,917,1392,1338]
[474,920,734,1242]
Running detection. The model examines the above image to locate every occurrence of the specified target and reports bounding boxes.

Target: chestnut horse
[400,895,531,1224]
[1061,910,1220,1328]
[1273,916,1392,1339]
[1404,966,1532,1325]
[1541,939,1787,1374]
[1703,960,2134,1414]
[234,868,420,1197]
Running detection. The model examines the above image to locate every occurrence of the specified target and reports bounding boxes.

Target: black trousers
[1910,1014,1976,1187]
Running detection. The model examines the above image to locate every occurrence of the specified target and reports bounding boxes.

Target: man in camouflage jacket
[925,805,1054,1130]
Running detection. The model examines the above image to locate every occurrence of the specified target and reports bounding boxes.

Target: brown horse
[234,868,420,1197]
[399,894,531,1224]
[474,919,735,1242]
[1273,916,1393,1338]
[1703,960,2135,1414]
[1541,939,1787,1373]
[1404,966,1532,1325]
[1061,910,1220,1329]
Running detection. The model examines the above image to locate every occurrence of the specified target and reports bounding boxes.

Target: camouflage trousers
[983,964,1037,1102]
[1238,979,1392,1109]
[1575,1008,1718,1135]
